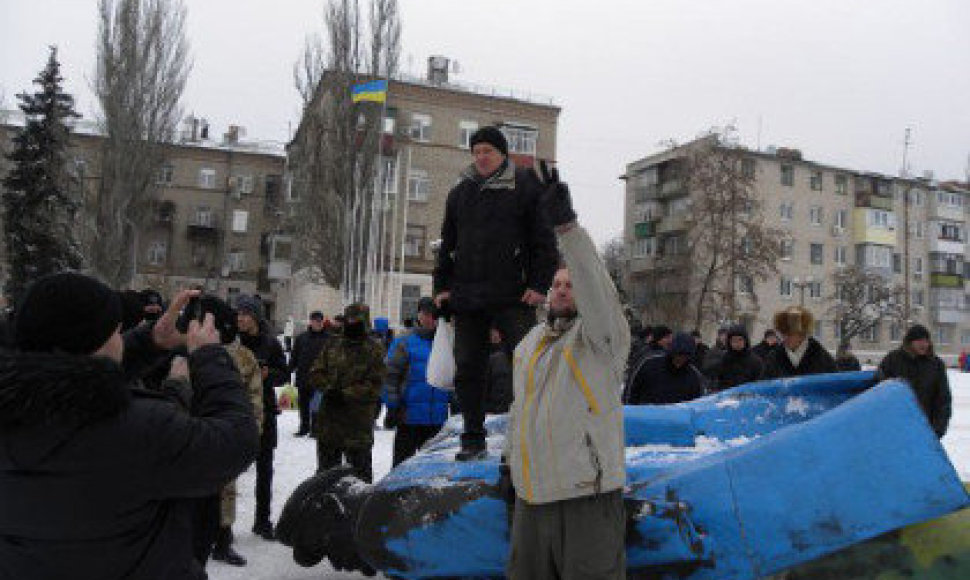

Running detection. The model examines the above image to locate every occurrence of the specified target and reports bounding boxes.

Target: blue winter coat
[382,329,451,426]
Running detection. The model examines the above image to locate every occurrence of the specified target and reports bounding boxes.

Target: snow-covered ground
[211,371,970,580]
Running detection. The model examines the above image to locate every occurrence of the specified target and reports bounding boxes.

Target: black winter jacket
[0,333,259,580]
[764,337,837,379]
[626,353,705,405]
[751,341,778,362]
[712,329,765,392]
[876,346,952,437]
[240,323,287,448]
[289,328,330,388]
[433,162,558,312]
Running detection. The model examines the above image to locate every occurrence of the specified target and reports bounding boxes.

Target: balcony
[634,221,657,239]
[931,305,968,324]
[186,215,220,241]
[657,214,689,234]
[929,237,966,255]
[854,191,894,211]
[930,202,964,222]
[930,273,962,288]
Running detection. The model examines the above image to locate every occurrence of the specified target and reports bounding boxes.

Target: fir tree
[2,47,83,303]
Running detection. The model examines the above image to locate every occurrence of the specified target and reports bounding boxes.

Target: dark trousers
[317,441,373,483]
[453,305,535,445]
[296,380,313,433]
[191,495,221,566]
[507,491,626,580]
[254,443,274,524]
[392,423,443,467]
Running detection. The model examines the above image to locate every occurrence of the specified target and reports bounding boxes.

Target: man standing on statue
[433,126,558,461]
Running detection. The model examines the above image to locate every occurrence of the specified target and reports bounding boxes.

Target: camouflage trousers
[220,479,237,527]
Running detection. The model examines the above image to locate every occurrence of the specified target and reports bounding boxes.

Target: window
[737,274,754,294]
[231,174,254,195]
[271,236,292,261]
[740,236,753,256]
[199,168,216,189]
[227,250,246,273]
[940,222,964,242]
[868,210,895,229]
[835,174,848,195]
[380,156,398,196]
[780,277,793,298]
[862,324,879,343]
[459,120,478,149]
[893,253,902,274]
[914,289,924,306]
[936,327,952,345]
[633,237,654,258]
[780,239,794,260]
[891,323,902,342]
[779,202,794,221]
[194,206,213,227]
[146,240,167,266]
[409,113,432,141]
[814,321,823,338]
[810,206,823,225]
[961,330,970,346]
[915,257,924,275]
[810,243,824,265]
[231,210,249,233]
[407,169,431,202]
[834,209,847,229]
[383,115,395,135]
[915,221,924,239]
[401,284,421,322]
[833,322,842,340]
[835,246,847,265]
[404,224,426,258]
[157,164,174,185]
[810,170,823,191]
[809,281,822,299]
[191,243,209,267]
[502,125,538,155]
[741,158,756,178]
[781,164,794,186]
[862,245,892,268]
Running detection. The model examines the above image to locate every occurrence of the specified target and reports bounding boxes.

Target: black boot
[455,432,487,462]
[252,519,275,541]
[211,527,247,566]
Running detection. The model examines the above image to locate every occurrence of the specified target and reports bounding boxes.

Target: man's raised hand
[532,160,577,228]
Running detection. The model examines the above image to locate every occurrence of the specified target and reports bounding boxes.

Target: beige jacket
[505,225,630,504]
[225,341,264,434]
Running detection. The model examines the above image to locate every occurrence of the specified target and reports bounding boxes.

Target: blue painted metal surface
[354,372,969,579]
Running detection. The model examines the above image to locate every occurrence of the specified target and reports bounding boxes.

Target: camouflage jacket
[308,336,386,448]
[225,341,264,435]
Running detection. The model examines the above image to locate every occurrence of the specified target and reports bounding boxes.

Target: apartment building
[623,138,970,361]
[0,112,291,325]
[284,56,560,325]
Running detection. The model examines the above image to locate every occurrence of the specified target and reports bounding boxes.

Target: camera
[175,294,238,344]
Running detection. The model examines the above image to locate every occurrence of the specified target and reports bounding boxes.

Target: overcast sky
[3,0,969,247]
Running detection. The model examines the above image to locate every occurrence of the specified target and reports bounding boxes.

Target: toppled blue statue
[277,371,968,579]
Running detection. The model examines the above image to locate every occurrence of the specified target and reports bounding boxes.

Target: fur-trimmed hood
[0,349,131,432]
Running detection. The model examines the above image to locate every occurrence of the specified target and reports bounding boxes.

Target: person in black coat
[764,307,837,379]
[627,332,705,405]
[711,325,765,392]
[236,294,288,540]
[0,273,258,580]
[835,345,862,371]
[691,330,710,370]
[752,329,780,362]
[875,324,952,438]
[432,126,557,460]
[290,311,330,436]
[484,327,513,414]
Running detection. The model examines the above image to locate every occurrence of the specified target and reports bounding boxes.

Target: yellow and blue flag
[351,80,388,104]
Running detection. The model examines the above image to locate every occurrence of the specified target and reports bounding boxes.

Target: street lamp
[793,276,814,307]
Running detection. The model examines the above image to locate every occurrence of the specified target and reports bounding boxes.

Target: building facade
[0,112,291,326]
[284,56,560,326]
[624,139,970,362]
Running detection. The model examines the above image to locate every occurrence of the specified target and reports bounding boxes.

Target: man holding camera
[433,126,558,461]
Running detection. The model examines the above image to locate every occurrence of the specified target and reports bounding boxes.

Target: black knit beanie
[904,324,931,344]
[15,272,122,354]
[469,126,508,157]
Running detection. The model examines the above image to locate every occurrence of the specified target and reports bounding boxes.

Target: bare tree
[829,265,906,351]
[675,129,785,330]
[601,236,628,303]
[289,0,400,300]
[88,0,191,288]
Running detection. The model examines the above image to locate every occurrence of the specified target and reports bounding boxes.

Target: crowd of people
[0,124,956,579]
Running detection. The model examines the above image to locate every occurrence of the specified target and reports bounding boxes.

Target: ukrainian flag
[351,80,388,104]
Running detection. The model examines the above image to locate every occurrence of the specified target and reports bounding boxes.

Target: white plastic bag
[427,318,456,391]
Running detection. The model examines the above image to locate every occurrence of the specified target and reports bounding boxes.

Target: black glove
[497,460,515,505]
[531,160,577,227]
[383,406,404,429]
[323,389,345,406]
